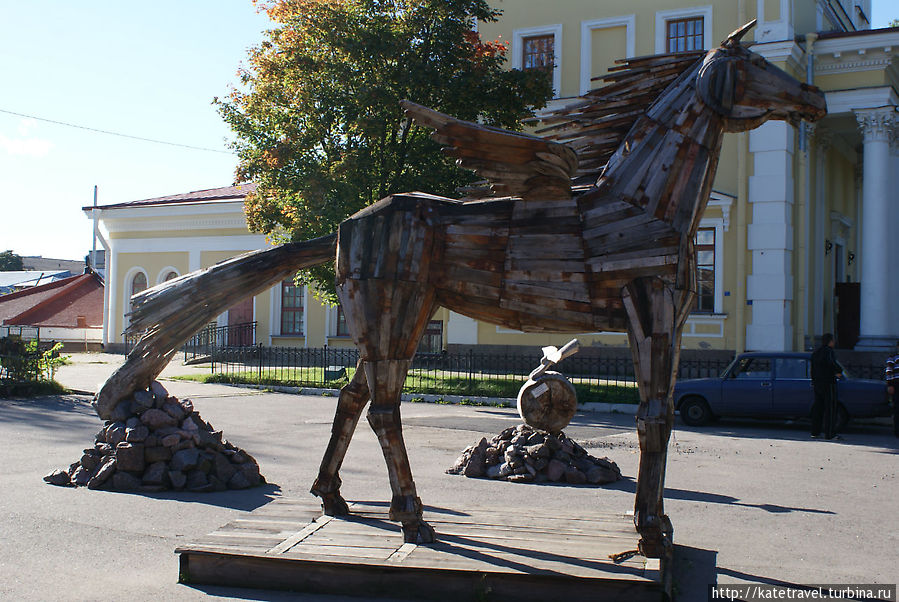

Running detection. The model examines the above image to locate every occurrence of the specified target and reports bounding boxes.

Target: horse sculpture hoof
[402,520,437,544]
[317,492,351,516]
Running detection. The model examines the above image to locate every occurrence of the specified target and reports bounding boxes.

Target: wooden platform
[177,497,669,601]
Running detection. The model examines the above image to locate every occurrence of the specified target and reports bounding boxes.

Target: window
[417,320,443,354]
[513,25,562,96]
[732,357,772,379]
[775,358,809,379]
[161,270,178,283]
[335,305,350,337]
[130,271,147,311]
[280,279,304,335]
[695,228,715,313]
[666,17,704,52]
[522,34,554,72]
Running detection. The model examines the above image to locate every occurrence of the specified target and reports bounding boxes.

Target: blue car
[673,352,891,428]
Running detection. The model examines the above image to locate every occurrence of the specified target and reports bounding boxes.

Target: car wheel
[834,404,849,433]
[680,397,713,426]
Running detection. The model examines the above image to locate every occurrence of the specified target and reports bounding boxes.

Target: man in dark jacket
[810,333,842,439]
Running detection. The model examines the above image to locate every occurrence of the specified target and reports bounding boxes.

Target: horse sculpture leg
[364,358,436,544]
[311,360,370,515]
[622,276,692,558]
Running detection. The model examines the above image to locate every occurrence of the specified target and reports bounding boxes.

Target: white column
[890,135,899,337]
[812,129,832,338]
[854,107,897,350]
[746,121,795,351]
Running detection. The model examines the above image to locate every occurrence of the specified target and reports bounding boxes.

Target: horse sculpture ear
[696,56,745,115]
[722,19,757,47]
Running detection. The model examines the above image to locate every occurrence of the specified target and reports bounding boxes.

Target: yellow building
[88,1,899,355]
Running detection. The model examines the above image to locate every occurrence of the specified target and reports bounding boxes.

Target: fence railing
[0,325,40,340]
[206,346,735,404]
[125,321,257,359]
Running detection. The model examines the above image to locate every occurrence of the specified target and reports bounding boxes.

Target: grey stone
[140,409,176,429]
[112,472,141,491]
[168,471,186,490]
[209,475,227,492]
[94,428,106,443]
[149,380,168,401]
[144,446,172,464]
[462,438,488,478]
[239,461,261,486]
[586,466,620,485]
[162,399,186,421]
[497,462,513,478]
[72,466,94,487]
[227,471,251,489]
[170,448,200,472]
[179,398,194,414]
[545,459,566,482]
[87,457,116,489]
[144,435,159,448]
[564,467,586,485]
[125,426,149,443]
[213,453,237,483]
[186,470,211,491]
[142,461,167,485]
[132,390,155,413]
[181,416,200,432]
[508,473,533,483]
[105,422,127,447]
[485,463,503,479]
[115,442,145,473]
[575,457,594,473]
[80,453,99,472]
[126,417,141,429]
[196,429,224,451]
[160,434,181,448]
[44,469,72,487]
[95,442,113,456]
[109,400,133,422]
[533,457,549,471]
[230,450,249,465]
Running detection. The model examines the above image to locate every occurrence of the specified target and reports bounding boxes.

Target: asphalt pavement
[0,353,895,600]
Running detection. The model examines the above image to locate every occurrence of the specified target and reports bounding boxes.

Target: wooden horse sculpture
[96,21,825,557]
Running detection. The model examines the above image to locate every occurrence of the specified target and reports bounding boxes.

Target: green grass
[171,368,641,404]
[0,379,68,398]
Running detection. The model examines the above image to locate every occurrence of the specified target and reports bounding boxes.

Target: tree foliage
[217,0,553,298]
[0,250,24,271]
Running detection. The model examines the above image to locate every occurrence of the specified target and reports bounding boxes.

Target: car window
[775,358,809,379]
[732,357,772,379]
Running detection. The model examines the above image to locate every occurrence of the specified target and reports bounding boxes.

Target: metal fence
[206,346,736,404]
[125,321,258,359]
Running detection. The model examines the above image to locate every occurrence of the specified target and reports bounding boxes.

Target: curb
[219,383,641,414]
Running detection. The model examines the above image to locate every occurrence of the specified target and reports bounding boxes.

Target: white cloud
[0,132,54,157]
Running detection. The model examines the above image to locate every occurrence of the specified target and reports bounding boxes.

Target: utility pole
[91,185,98,270]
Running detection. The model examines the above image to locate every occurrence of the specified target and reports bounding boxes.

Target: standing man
[886,346,899,438]
[810,333,842,439]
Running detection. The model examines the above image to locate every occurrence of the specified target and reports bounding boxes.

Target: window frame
[579,15,636,96]
[654,6,713,54]
[512,24,563,97]
[665,16,705,53]
[279,279,305,336]
[694,227,716,313]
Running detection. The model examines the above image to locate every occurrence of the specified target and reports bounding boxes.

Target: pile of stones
[447,424,621,485]
[44,381,263,492]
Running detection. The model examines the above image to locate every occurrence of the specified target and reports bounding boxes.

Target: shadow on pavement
[677,417,898,449]
[608,479,835,515]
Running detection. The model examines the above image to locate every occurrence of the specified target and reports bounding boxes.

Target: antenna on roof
[91,185,98,271]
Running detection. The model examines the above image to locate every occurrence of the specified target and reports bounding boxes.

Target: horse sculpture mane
[95,21,826,559]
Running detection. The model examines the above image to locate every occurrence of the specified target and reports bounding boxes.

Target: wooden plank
[267,514,333,554]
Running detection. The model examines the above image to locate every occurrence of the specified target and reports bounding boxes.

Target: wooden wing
[401,100,576,201]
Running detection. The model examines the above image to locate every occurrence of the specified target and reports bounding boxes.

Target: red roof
[0,272,104,329]
[84,183,256,211]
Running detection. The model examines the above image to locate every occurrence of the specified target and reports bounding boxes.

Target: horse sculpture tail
[94,233,338,420]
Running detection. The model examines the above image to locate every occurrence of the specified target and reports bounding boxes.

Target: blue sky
[1,2,897,261]
[1,2,271,260]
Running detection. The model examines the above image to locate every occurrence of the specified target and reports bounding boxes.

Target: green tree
[0,250,24,271]
[217,0,553,299]
[889,18,899,28]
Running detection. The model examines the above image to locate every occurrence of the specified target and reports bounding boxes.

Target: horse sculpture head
[696,20,827,132]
